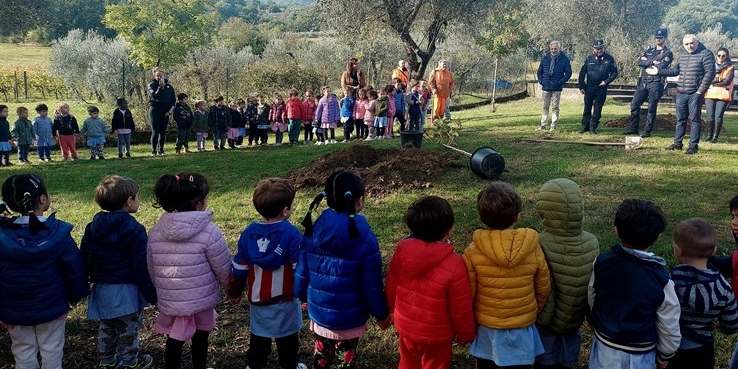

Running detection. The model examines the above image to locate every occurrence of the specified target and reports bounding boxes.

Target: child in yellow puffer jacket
[463,181,550,369]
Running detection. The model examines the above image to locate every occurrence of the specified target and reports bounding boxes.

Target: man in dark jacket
[578,39,618,134]
[649,34,716,154]
[624,28,673,138]
[536,40,572,132]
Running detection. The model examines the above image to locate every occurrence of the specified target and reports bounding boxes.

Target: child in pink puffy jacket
[147,172,232,369]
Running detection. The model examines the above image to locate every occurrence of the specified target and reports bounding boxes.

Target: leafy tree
[217,17,269,56]
[316,0,493,80]
[0,0,46,37]
[45,0,113,40]
[102,0,218,68]
[476,0,529,57]
[663,0,738,38]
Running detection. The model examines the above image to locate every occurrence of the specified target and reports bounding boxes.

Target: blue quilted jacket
[294,209,389,330]
[0,214,89,325]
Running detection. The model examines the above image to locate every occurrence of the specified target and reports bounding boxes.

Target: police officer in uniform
[578,39,618,134]
[623,28,672,137]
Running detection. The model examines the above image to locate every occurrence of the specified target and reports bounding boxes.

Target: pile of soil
[605,114,719,133]
[287,145,460,198]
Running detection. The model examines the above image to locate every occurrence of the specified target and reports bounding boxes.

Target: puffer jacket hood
[473,227,540,268]
[535,178,599,333]
[536,178,584,237]
[313,209,365,253]
[399,237,454,278]
[155,211,214,242]
[246,221,296,271]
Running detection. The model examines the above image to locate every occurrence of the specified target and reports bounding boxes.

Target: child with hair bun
[0,174,89,369]
[295,170,391,369]
[147,173,232,369]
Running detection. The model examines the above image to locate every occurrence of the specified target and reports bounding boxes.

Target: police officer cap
[655,28,668,38]
[592,39,605,49]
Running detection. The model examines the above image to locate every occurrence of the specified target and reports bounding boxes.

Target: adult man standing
[623,28,672,138]
[428,60,455,123]
[536,40,572,131]
[392,60,410,91]
[647,34,715,154]
[578,40,618,134]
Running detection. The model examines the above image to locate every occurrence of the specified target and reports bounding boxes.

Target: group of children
[3,170,738,369]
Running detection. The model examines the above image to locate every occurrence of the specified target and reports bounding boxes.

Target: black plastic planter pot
[469,147,505,179]
[399,130,423,148]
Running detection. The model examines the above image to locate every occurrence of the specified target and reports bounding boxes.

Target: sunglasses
[717,54,728,58]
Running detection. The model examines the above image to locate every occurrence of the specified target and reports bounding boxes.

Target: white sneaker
[364,136,374,141]
[341,139,348,143]
[549,125,556,132]
[297,364,308,369]
[316,141,324,145]
[330,139,337,144]
[535,126,546,131]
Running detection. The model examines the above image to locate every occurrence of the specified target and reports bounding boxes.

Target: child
[315,86,340,144]
[385,196,476,369]
[534,178,600,369]
[393,78,407,132]
[111,98,135,159]
[406,82,423,131]
[228,100,245,149]
[463,181,550,368]
[256,94,271,146]
[588,199,681,369]
[386,84,396,138]
[80,106,111,160]
[363,90,378,141]
[173,93,193,154]
[52,102,80,160]
[0,174,89,369]
[237,98,248,147]
[227,178,306,369]
[286,89,304,145]
[208,95,231,150]
[669,218,738,369]
[148,172,232,369]
[246,94,260,146]
[11,106,35,164]
[373,88,389,140]
[0,105,11,165]
[295,170,391,369]
[33,103,54,161]
[270,93,287,146]
[353,88,367,140]
[312,119,326,145]
[81,175,157,369]
[339,87,355,142]
[419,80,431,130]
[192,100,210,152]
[302,90,317,144]
[710,194,738,369]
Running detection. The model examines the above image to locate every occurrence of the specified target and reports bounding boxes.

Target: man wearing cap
[578,39,618,134]
[647,34,715,154]
[623,28,673,138]
[536,40,572,132]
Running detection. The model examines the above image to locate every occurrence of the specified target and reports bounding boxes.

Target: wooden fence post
[23,71,28,100]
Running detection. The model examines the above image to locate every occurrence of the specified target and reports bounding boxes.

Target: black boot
[707,120,715,142]
[711,122,722,143]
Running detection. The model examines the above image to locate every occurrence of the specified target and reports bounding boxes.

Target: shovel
[521,136,644,150]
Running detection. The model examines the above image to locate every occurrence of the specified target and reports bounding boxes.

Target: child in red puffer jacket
[386,196,476,369]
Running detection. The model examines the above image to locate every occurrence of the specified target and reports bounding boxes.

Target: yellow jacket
[463,228,550,329]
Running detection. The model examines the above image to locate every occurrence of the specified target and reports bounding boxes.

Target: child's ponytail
[0,174,49,233]
[301,191,325,236]
[153,173,210,212]
[343,190,360,238]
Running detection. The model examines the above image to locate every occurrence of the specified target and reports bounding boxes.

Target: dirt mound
[287,145,460,197]
[605,114,717,133]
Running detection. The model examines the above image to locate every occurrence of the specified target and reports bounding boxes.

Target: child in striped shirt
[227,178,306,369]
[670,218,738,369]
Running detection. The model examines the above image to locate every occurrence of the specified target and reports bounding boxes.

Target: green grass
[1,97,737,368]
[0,43,52,70]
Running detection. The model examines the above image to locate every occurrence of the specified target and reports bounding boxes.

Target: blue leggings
[37,145,51,159]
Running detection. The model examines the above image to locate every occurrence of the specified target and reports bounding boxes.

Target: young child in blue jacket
[295,170,391,369]
[81,175,157,369]
[0,174,89,369]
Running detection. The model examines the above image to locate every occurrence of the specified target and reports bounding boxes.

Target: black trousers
[247,332,299,369]
[148,106,169,153]
[395,112,407,131]
[666,343,714,369]
[343,117,354,140]
[581,86,607,132]
[248,123,259,144]
[165,330,209,369]
[628,81,664,134]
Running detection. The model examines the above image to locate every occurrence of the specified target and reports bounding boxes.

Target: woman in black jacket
[146,67,176,156]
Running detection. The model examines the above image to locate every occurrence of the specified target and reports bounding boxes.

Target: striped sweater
[670,264,738,347]
[227,220,302,305]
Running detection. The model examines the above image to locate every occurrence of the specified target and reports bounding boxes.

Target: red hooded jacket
[386,238,476,344]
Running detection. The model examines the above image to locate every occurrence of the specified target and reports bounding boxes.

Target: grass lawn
[0,43,52,70]
[1,96,737,368]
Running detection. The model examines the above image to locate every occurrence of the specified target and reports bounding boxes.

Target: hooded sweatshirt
[294,209,389,330]
[228,221,302,305]
[0,214,89,326]
[386,237,476,344]
[463,228,550,329]
[535,178,599,333]
[147,211,232,316]
[80,211,156,303]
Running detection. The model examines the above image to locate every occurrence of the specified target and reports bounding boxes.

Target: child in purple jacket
[315,86,340,144]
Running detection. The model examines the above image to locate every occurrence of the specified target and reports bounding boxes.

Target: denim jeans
[674,92,704,148]
[117,133,131,155]
[705,98,730,125]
